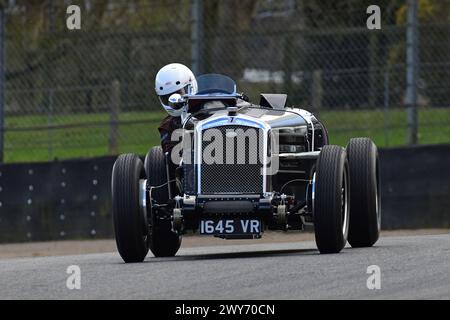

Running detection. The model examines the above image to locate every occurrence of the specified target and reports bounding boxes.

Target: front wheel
[112,154,149,263]
[313,145,350,254]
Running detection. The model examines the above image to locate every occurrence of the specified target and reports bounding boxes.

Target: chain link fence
[1,0,450,163]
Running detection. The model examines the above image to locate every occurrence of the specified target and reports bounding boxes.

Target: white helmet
[155,63,198,117]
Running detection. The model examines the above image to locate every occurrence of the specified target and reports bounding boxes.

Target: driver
[155,63,198,156]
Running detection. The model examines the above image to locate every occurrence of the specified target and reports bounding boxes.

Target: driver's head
[155,63,198,117]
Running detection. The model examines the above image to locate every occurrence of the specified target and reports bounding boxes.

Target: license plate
[200,219,261,235]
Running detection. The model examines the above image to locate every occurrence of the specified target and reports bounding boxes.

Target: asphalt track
[0,234,449,300]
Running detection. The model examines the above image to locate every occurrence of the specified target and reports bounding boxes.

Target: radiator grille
[200,125,264,194]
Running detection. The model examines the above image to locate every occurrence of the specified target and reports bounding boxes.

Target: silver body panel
[185,105,317,197]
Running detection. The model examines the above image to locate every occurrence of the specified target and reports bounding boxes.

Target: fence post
[0,4,5,163]
[282,35,293,101]
[405,0,419,145]
[109,80,121,155]
[383,68,390,147]
[47,89,54,159]
[311,70,323,115]
[191,0,203,76]
[368,32,380,108]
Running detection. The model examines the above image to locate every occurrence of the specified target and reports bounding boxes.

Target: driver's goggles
[159,86,189,109]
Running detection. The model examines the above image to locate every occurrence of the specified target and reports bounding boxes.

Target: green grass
[4,111,164,163]
[320,108,450,147]
[4,108,450,163]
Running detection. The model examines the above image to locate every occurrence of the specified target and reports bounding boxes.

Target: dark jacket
[158,116,182,155]
[158,116,182,178]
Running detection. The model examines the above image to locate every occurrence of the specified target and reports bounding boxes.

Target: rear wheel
[346,138,380,248]
[112,154,149,263]
[313,145,350,254]
[145,147,181,257]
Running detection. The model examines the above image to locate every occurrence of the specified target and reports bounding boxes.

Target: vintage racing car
[112,74,381,263]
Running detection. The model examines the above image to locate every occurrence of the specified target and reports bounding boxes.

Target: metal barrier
[0,144,449,243]
[380,144,450,229]
[0,156,115,242]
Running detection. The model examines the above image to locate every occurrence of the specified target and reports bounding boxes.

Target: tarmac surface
[1,233,449,299]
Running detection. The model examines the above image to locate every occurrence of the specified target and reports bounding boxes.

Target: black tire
[313,145,350,254]
[346,138,381,248]
[145,146,181,257]
[145,146,170,204]
[112,154,149,263]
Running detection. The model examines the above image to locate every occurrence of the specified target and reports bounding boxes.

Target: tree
[392,0,450,108]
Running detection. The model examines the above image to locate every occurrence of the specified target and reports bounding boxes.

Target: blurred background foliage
[2,0,450,162]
